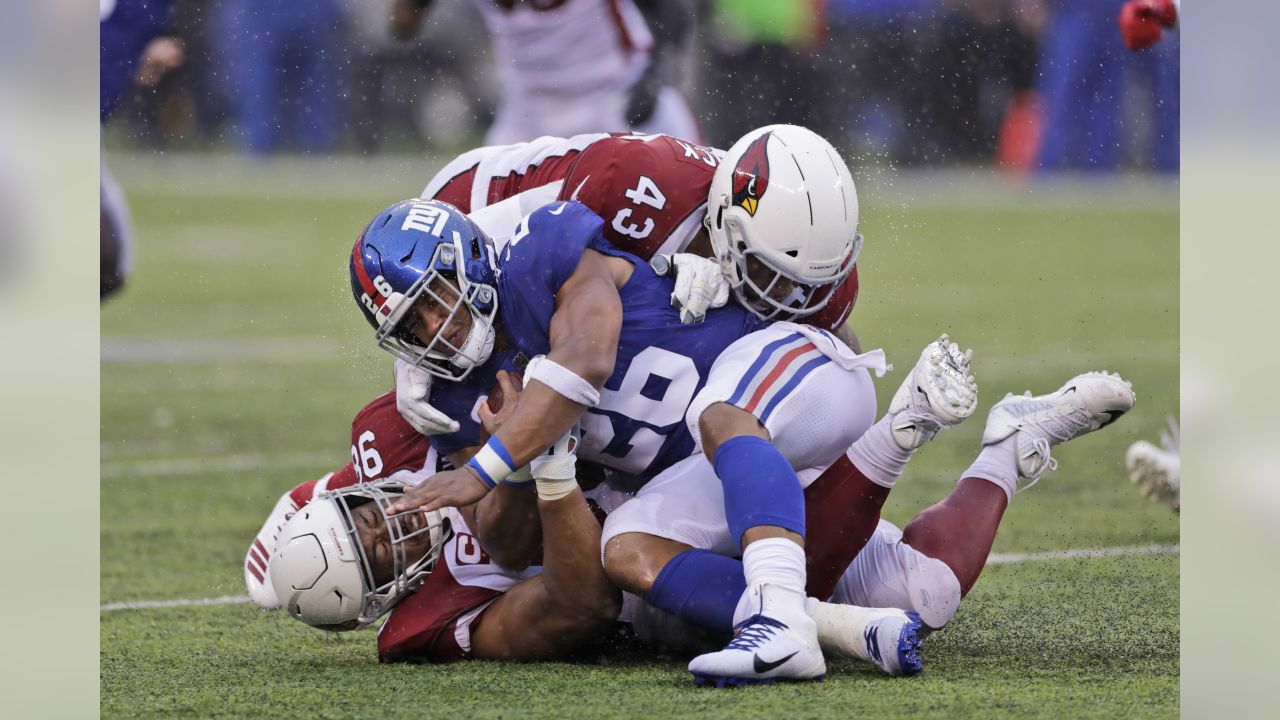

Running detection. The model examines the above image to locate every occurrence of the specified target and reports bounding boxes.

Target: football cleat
[1126,416,1180,512]
[688,584,826,687]
[887,334,979,450]
[813,604,925,677]
[983,372,1136,489]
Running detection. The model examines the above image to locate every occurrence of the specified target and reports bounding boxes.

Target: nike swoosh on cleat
[1099,409,1126,428]
[753,651,798,673]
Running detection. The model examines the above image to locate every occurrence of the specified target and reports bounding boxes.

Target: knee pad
[902,550,962,630]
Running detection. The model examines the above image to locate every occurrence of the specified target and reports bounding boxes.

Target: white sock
[845,415,914,488]
[734,537,807,624]
[807,600,881,661]
[962,437,1018,503]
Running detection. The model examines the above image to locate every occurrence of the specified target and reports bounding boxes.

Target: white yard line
[100,543,1179,612]
[101,451,337,480]
[101,595,252,611]
[102,337,350,365]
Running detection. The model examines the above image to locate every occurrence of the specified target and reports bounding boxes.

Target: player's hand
[478,370,523,436]
[394,358,460,436]
[657,253,730,324]
[1119,0,1178,51]
[388,466,489,514]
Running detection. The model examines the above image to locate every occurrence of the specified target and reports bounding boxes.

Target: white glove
[662,253,730,324]
[394,358,460,436]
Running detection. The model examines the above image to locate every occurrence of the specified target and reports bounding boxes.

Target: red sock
[803,455,891,599]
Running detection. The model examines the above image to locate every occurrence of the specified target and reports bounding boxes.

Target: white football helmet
[269,478,451,631]
[706,124,862,322]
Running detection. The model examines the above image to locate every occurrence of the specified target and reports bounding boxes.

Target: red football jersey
[326,391,440,492]
[424,133,860,330]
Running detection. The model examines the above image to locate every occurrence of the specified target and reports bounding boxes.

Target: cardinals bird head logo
[731,132,773,217]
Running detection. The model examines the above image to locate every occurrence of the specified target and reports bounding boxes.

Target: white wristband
[467,436,517,488]
[524,356,601,408]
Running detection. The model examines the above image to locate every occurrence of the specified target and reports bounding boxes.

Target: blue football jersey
[426,349,521,459]
[497,201,764,480]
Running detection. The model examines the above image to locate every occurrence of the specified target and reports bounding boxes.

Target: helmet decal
[730,131,772,217]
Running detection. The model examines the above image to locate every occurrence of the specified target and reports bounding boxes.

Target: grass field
[101,154,1179,718]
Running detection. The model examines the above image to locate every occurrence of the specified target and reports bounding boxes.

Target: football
[485,370,525,414]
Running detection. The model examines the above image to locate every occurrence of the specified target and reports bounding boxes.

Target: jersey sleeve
[557,134,718,258]
[496,201,613,356]
[346,392,437,481]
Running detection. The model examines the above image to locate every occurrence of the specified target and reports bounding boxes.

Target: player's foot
[688,584,826,687]
[887,333,979,450]
[812,603,924,677]
[1126,416,1180,511]
[983,372,1136,489]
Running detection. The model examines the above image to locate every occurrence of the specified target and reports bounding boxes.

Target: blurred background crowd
[103,0,1180,175]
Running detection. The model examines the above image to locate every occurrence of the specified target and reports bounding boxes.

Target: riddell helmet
[269,478,451,631]
[350,198,500,381]
[706,124,862,322]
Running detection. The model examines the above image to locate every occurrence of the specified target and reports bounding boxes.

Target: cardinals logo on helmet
[731,131,772,217]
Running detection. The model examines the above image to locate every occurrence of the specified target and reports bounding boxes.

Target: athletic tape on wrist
[467,436,517,488]
[535,476,578,501]
[524,356,600,408]
[503,465,534,488]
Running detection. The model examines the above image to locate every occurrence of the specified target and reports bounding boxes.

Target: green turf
[101,156,1178,718]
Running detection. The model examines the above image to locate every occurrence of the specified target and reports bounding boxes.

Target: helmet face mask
[707,125,863,323]
[270,479,452,631]
[351,199,500,382]
[716,210,862,322]
[374,242,498,381]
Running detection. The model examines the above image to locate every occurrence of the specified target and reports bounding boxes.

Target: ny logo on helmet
[730,131,772,217]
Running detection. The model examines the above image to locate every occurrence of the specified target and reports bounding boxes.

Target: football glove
[1119,0,1178,51]
[655,253,730,324]
[395,358,460,436]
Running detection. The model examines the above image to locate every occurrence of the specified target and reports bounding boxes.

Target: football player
[261,377,916,672]
[406,126,888,603]
[351,128,887,685]
[257,351,1136,674]
[389,0,701,145]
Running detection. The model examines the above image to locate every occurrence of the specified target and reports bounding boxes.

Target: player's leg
[807,334,978,598]
[903,370,1136,595]
[602,456,925,677]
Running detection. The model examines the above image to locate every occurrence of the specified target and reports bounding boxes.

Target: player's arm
[389,249,627,514]
[467,444,621,660]
[445,370,544,571]
[488,248,623,464]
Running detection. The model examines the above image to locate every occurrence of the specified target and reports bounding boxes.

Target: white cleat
[688,585,826,687]
[812,603,925,677]
[983,372,1136,490]
[1126,416,1180,512]
[887,333,979,450]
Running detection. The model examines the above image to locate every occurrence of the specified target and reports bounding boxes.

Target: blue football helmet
[350,198,500,381]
